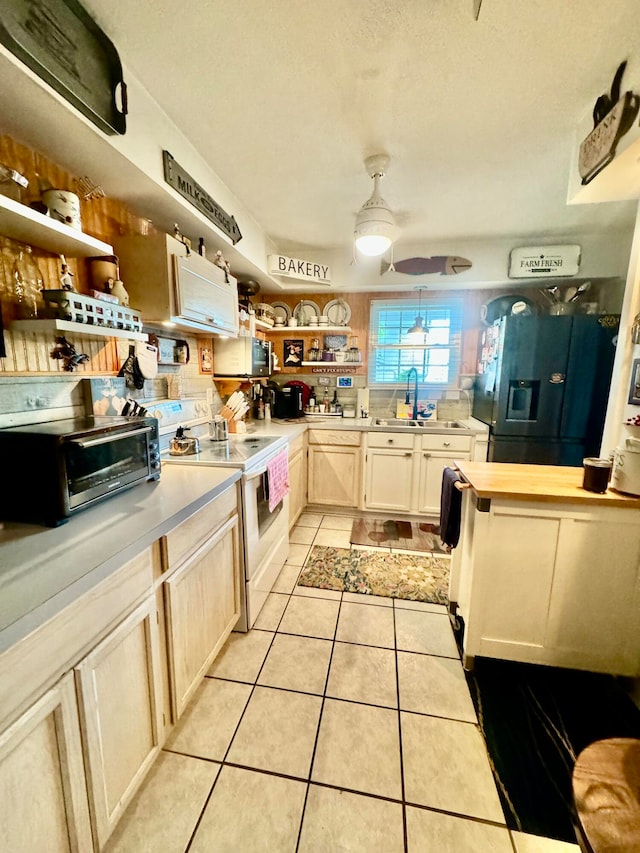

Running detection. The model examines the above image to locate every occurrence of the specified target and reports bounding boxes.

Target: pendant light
[406,287,426,340]
[354,154,398,257]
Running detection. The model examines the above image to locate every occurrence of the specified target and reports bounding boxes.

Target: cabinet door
[0,672,92,853]
[75,597,163,850]
[308,445,360,507]
[416,451,470,515]
[365,449,415,512]
[164,515,241,719]
[289,448,305,528]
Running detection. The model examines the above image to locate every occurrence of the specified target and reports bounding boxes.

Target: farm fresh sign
[268,254,331,284]
[509,245,581,278]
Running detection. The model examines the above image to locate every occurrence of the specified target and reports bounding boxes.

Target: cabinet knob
[404,452,412,457]
[387,439,394,444]
[423,452,431,458]
[443,441,451,447]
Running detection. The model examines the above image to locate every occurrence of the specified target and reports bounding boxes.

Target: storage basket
[42,290,143,332]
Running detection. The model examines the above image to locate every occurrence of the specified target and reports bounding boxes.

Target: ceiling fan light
[354,155,398,257]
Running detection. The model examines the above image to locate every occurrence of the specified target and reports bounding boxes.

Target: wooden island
[450,461,640,676]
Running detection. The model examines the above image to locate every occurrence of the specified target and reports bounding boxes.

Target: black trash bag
[118,344,145,390]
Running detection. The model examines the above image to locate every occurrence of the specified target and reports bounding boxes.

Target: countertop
[0,465,241,653]
[455,460,640,508]
[244,416,489,439]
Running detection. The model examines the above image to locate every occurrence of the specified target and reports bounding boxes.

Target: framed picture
[283,339,304,367]
[198,341,213,374]
[628,359,640,405]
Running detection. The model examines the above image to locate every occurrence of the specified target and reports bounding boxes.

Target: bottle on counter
[308,386,316,412]
[323,389,330,412]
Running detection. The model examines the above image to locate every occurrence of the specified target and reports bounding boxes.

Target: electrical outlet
[318,376,330,386]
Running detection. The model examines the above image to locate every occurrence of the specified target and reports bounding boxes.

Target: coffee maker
[273,386,304,419]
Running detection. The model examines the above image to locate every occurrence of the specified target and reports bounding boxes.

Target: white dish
[270,301,291,322]
[324,298,351,326]
[293,299,320,326]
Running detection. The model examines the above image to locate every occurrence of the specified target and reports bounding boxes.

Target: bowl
[319,315,329,325]
[287,317,298,327]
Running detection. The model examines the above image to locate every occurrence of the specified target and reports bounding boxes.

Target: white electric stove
[162,430,290,631]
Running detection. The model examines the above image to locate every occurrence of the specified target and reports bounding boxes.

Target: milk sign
[508,245,581,279]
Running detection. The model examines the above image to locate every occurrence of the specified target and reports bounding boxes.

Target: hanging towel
[440,467,463,549]
[266,449,290,512]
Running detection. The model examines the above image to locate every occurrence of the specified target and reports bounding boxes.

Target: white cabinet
[363,431,473,515]
[115,232,239,336]
[75,597,163,850]
[307,429,362,508]
[164,514,241,719]
[416,435,473,514]
[0,672,93,853]
[288,433,307,528]
[364,433,416,512]
[456,495,640,675]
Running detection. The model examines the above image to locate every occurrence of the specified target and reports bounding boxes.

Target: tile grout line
[294,584,344,853]
[393,600,409,853]
[183,577,298,852]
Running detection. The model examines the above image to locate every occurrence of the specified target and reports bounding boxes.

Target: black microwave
[0,416,161,527]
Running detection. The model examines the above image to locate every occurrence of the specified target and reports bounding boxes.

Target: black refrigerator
[473,314,619,466]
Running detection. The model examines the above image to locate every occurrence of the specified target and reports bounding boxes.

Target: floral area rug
[297,545,450,605]
[350,517,449,555]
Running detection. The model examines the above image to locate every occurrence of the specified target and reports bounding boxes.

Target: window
[368,297,463,386]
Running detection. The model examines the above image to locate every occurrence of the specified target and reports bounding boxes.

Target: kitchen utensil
[546,286,560,303]
[564,286,578,302]
[538,288,556,305]
[569,281,591,302]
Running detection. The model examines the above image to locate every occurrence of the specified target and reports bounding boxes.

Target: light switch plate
[318,376,331,386]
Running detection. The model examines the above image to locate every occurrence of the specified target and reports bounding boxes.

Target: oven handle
[69,426,154,449]
[244,467,267,482]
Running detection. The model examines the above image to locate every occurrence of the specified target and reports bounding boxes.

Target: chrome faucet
[406,367,419,419]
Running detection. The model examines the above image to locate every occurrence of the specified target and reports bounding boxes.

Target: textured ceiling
[82,0,640,256]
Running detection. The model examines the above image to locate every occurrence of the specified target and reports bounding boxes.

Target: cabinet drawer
[288,433,306,457]
[308,429,361,446]
[367,432,415,450]
[421,433,472,452]
[162,485,238,571]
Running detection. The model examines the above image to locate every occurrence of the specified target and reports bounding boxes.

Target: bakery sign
[268,254,331,285]
[508,245,581,279]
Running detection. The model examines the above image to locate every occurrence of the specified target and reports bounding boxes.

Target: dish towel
[440,467,463,549]
[266,449,290,512]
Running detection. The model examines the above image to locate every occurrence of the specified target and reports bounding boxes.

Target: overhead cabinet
[115,232,239,336]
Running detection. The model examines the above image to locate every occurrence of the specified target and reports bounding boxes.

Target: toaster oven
[0,416,160,526]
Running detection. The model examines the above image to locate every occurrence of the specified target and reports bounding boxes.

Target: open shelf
[0,194,114,257]
[267,326,351,333]
[11,319,148,342]
[300,361,360,367]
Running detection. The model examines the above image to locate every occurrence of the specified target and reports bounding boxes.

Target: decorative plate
[293,299,320,326]
[324,298,351,326]
[270,301,291,322]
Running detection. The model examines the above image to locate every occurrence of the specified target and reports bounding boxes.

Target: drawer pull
[443,441,451,447]
[423,452,431,458]
[404,452,412,457]
[388,439,394,444]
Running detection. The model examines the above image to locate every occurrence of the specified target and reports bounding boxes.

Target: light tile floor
[106,512,580,853]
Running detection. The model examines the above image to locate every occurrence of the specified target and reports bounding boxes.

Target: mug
[288,317,298,327]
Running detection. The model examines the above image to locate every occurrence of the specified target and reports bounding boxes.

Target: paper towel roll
[356,387,370,417]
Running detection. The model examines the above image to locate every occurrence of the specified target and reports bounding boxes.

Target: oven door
[241,465,289,629]
[62,426,154,511]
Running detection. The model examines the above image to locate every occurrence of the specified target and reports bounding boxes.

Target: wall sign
[163,151,242,244]
[508,245,581,279]
[311,366,357,374]
[268,254,331,285]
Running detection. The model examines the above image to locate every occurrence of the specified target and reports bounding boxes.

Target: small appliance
[0,416,160,526]
[213,336,271,377]
[273,386,304,419]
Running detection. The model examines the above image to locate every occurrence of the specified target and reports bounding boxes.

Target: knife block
[219,405,238,433]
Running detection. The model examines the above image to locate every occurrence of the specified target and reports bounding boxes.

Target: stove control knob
[153,409,163,420]
[151,460,161,470]
[149,441,158,451]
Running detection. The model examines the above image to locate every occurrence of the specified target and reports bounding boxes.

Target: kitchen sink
[372,418,468,430]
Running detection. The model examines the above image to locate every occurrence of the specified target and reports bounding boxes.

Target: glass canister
[12,245,45,319]
[348,335,361,363]
[308,337,320,361]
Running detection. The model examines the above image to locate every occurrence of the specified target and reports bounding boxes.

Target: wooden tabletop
[454,460,640,507]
